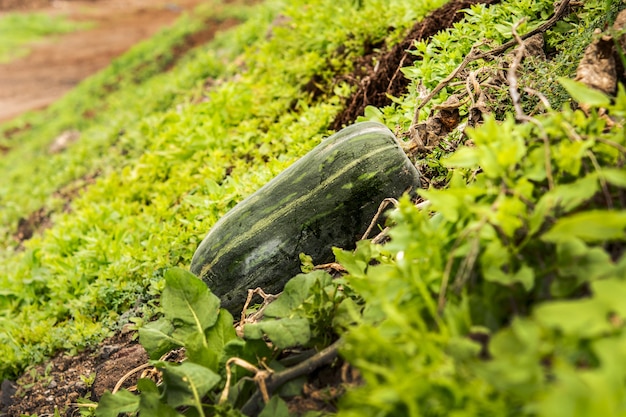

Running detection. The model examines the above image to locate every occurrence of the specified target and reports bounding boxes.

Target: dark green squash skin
[190,121,420,314]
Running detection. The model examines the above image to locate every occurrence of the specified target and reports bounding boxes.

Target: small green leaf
[512,265,535,292]
[264,271,332,318]
[259,396,292,417]
[559,77,611,107]
[542,210,626,243]
[418,189,461,222]
[299,252,314,273]
[555,139,593,176]
[161,361,221,409]
[244,318,311,349]
[443,146,480,168]
[95,390,140,417]
[138,318,182,360]
[162,267,220,332]
[333,240,375,278]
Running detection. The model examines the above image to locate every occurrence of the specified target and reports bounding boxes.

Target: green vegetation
[1,0,626,415]
[0,11,93,62]
[0,0,440,381]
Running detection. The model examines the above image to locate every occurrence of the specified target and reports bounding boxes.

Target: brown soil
[0,0,208,122]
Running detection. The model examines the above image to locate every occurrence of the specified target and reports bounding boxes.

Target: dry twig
[409,0,572,140]
[240,339,341,416]
[236,288,280,337]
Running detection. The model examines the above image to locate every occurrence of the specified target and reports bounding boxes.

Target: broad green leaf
[138,318,182,360]
[223,338,273,383]
[244,318,311,349]
[207,308,236,350]
[480,240,509,284]
[161,361,221,409]
[545,174,599,213]
[264,271,333,318]
[559,77,611,107]
[95,390,140,417]
[186,309,236,371]
[542,210,626,243]
[333,239,376,278]
[418,188,461,222]
[259,396,291,417]
[555,139,593,176]
[443,146,480,168]
[475,318,544,398]
[181,331,213,369]
[487,195,526,238]
[490,317,541,358]
[529,192,555,234]
[592,279,626,318]
[162,267,220,332]
[551,238,613,297]
[523,146,548,182]
[512,265,535,292]
[534,298,611,337]
[137,379,183,417]
[332,298,362,331]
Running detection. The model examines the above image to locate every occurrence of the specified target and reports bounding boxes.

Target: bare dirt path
[0,0,207,122]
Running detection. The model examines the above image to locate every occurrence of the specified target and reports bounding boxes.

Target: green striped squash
[190,121,420,314]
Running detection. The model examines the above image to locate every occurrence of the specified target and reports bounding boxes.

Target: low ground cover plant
[1,0,625,415]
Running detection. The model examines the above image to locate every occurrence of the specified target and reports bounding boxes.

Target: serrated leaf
[161,361,221,409]
[264,271,332,318]
[162,267,220,333]
[559,77,611,107]
[95,390,140,417]
[244,318,311,349]
[542,210,626,243]
[333,239,376,279]
[138,318,182,360]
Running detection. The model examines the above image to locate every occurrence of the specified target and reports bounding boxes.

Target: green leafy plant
[97,267,344,416]
[2,0,626,415]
